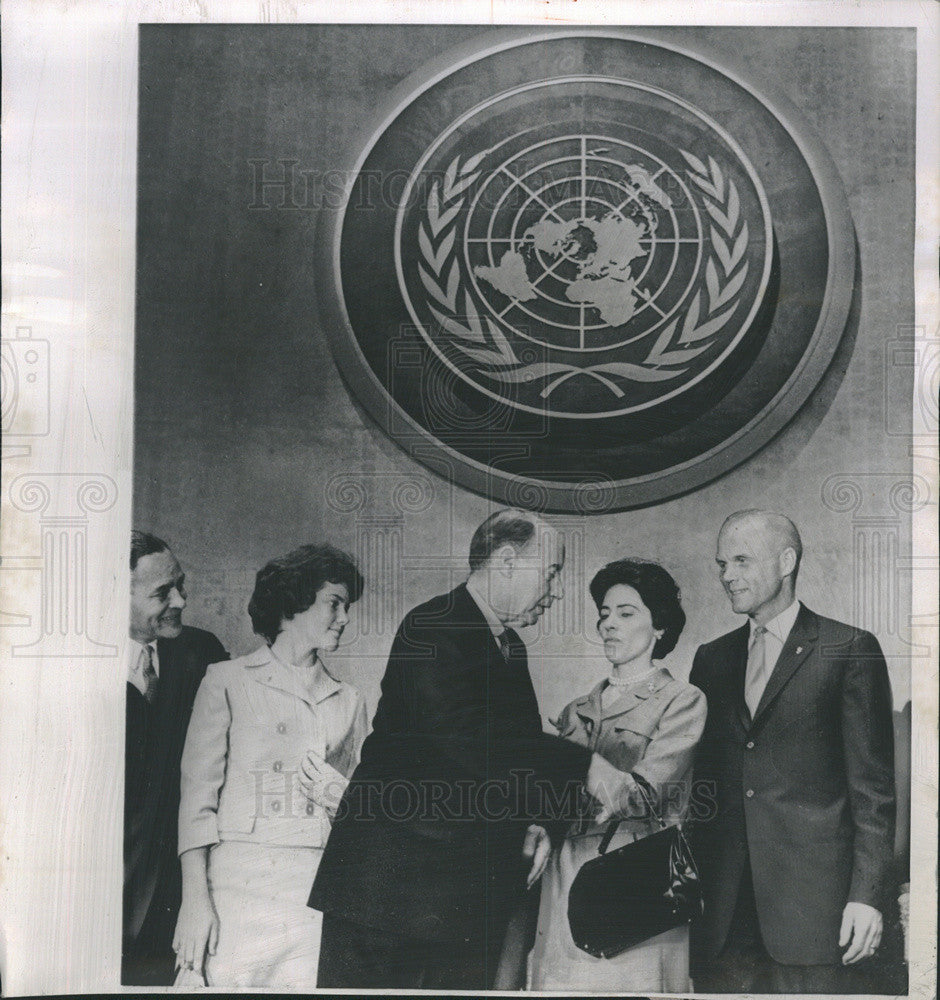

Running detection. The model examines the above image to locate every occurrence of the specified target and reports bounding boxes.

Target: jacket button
[306,803,315,816]
[271,800,281,812]
[273,760,283,772]
[746,789,754,798]
[276,722,287,734]
[746,741,755,749]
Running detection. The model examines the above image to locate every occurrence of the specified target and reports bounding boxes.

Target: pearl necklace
[606,665,658,687]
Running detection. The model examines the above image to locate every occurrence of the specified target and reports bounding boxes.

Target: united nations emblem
[321,31,856,510]
[395,81,773,418]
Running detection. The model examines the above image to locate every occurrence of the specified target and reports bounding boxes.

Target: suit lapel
[249,646,320,708]
[455,583,509,668]
[593,668,671,723]
[155,635,182,701]
[751,604,818,726]
[150,637,188,790]
[456,595,541,732]
[573,682,603,734]
[727,625,752,733]
[155,634,187,728]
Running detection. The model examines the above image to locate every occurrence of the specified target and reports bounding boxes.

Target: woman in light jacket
[173,543,369,989]
[528,558,707,993]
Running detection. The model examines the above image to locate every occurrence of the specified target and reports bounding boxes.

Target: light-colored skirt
[205,840,323,989]
[527,830,691,993]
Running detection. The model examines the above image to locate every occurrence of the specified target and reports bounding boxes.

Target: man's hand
[523,824,551,889]
[840,901,883,964]
[299,750,348,815]
[586,752,631,824]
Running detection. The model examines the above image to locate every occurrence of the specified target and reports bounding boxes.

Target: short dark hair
[468,509,538,571]
[130,530,170,570]
[248,543,364,645]
[589,559,686,659]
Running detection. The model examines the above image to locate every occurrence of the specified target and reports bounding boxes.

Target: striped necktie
[744,625,768,718]
[139,644,158,704]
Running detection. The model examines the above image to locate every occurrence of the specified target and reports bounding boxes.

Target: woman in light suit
[173,544,369,989]
[527,559,707,993]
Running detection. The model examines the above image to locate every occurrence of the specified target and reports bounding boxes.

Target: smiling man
[123,531,227,985]
[310,508,625,990]
[690,510,896,994]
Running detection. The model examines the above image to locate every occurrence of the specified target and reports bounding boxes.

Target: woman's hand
[173,847,218,976]
[299,750,348,815]
[587,753,636,823]
[172,891,219,976]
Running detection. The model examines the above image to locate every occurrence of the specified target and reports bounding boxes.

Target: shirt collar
[127,639,159,695]
[465,577,506,639]
[128,637,159,677]
[264,644,343,704]
[751,599,800,644]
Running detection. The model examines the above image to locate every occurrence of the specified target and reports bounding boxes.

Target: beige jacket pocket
[216,784,257,835]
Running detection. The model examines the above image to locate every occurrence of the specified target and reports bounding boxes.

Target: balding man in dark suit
[690,510,895,994]
[310,509,630,990]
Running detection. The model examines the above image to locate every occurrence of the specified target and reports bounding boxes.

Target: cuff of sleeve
[847,874,885,912]
[178,815,220,856]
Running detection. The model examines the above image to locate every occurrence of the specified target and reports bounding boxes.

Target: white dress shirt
[127,638,159,696]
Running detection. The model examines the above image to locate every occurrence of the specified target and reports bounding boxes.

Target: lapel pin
[796,646,803,654]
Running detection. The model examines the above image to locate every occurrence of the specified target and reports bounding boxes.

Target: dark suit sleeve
[686,646,715,834]
[689,645,707,693]
[203,632,228,666]
[841,630,895,910]
[370,621,590,795]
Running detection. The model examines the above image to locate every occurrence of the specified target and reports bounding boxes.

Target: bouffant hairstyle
[589,558,686,659]
[248,543,364,645]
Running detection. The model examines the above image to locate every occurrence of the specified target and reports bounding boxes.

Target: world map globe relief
[464,136,704,353]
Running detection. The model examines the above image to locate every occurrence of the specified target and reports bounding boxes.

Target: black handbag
[567,777,703,959]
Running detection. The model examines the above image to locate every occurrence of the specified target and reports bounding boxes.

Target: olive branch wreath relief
[417,151,749,400]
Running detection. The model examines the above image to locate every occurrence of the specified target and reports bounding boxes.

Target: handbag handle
[597,819,620,854]
[632,777,702,884]
[596,773,667,856]
[632,773,669,831]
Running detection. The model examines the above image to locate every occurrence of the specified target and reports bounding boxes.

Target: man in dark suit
[690,510,896,993]
[123,531,227,985]
[310,509,629,990]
